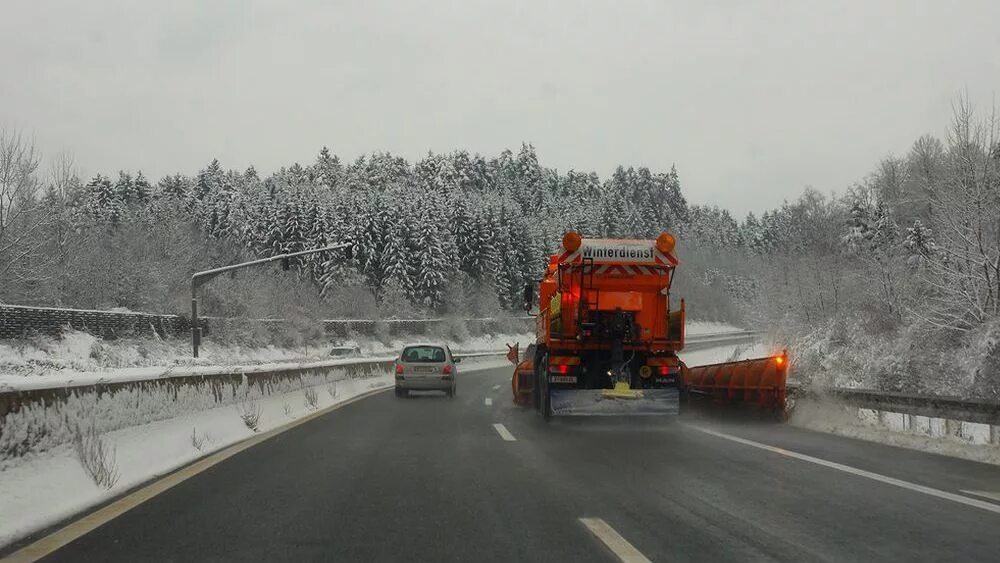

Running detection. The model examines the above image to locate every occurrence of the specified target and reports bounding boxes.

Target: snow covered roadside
[0,330,534,390]
[789,398,1000,466]
[0,358,511,550]
[679,340,1000,465]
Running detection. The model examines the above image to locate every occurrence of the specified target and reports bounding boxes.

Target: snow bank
[0,359,509,549]
[789,397,1000,466]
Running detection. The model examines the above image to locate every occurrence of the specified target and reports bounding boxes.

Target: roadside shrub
[72,424,120,489]
[236,399,262,432]
[190,428,206,451]
[303,387,319,410]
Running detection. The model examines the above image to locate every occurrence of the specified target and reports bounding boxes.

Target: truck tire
[538,354,552,421]
[533,355,543,411]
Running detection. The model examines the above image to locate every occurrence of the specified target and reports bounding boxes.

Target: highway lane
[28,365,1000,562]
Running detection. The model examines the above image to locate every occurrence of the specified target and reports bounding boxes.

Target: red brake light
[559,364,568,374]
[443,364,453,375]
[659,366,670,376]
[395,363,404,374]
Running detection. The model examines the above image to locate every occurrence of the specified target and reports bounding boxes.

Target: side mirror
[454,357,462,363]
[523,283,534,313]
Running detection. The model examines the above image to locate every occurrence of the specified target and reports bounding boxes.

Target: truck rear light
[443,364,453,375]
[395,363,404,375]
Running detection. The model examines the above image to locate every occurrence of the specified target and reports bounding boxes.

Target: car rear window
[401,346,446,363]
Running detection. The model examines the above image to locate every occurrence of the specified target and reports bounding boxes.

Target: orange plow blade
[683,351,789,416]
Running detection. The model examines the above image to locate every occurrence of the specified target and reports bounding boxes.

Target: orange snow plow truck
[512,231,788,419]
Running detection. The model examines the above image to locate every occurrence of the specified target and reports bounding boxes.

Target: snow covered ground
[0,358,511,549]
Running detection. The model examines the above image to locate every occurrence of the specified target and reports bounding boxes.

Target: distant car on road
[395,343,459,398]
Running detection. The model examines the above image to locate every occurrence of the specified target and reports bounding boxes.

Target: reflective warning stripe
[654,249,678,266]
[558,248,583,263]
[569,263,670,276]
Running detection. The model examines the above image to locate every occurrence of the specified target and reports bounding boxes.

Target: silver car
[394,343,460,398]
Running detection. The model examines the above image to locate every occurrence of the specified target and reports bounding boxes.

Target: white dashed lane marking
[579,518,651,563]
[492,423,516,441]
[962,490,1000,503]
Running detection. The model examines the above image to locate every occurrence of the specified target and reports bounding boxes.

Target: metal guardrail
[6,330,996,427]
[0,331,749,414]
[681,331,762,352]
[0,351,509,418]
[796,386,1000,426]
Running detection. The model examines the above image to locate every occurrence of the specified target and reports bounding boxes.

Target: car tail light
[442,364,453,375]
[548,364,569,374]
[660,366,670,376]
[395,363,404,375]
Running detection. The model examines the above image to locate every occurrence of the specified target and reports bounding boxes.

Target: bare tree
[0,128,46,285]
[910,96,1000,330]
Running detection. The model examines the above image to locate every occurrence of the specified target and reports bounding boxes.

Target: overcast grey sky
[2,0,998,215]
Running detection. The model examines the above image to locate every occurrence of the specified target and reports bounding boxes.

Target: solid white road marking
[579,518,651,563]
[962,490,1000,503]
[484,397,493,406]
[3,387,392,563]
[492,384,501,390]
[492,423,516,441]
[688,425,1000,515]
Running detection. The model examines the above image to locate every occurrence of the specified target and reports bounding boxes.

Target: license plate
[413,366,436,373]
[549,375,577,384]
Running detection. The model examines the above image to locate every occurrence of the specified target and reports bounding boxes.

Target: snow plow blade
[550,387,680,416]
[683,351,789,416]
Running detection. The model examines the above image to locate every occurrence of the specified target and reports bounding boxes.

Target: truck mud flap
[550,388,680,416]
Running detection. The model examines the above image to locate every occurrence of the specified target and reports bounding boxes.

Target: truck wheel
[533,359,543,410]
[538,355,552,421]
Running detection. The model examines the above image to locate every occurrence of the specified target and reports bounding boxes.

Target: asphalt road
[32,365,1000,562]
